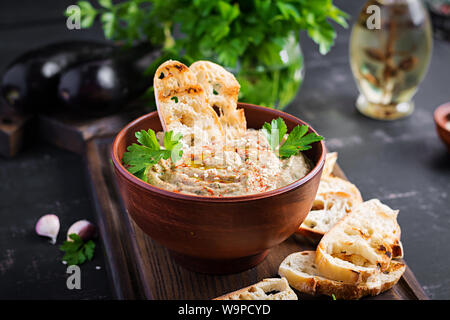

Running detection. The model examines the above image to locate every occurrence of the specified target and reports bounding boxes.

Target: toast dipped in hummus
[190,60,246,138]
[134,59,321,197]
[153,60,224,143]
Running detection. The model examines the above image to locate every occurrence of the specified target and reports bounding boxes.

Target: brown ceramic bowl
[434,102,450,151]
[111,103,325,274]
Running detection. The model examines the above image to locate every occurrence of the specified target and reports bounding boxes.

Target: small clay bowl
[434,102,450,151]
[111,103,325,274]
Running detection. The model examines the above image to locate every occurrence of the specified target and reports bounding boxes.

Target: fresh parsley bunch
[74,0,347,109]
[122,129,183,182]
[75,0,347,65]
[262,117,323,158]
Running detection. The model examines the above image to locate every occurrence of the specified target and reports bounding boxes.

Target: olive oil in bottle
[350,0,433,120]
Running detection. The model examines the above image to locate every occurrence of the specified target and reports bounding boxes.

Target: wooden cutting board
[83,136,429,300]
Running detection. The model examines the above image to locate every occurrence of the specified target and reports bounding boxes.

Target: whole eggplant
[58,43,161,116]
[1,41,114,113]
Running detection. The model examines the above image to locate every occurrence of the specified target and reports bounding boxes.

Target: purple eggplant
[57,44,161,116]
[1,41,114,113]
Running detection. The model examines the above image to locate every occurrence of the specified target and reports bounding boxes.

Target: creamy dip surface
[147,129,313,197]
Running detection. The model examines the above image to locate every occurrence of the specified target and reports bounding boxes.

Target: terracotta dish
[111,103,325,274]
[434,102,450,151]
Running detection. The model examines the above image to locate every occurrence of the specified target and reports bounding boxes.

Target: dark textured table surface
[0,0,449,300]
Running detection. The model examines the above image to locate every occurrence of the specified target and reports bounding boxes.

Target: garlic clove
[35,214,60,245]
[67,220,97,241]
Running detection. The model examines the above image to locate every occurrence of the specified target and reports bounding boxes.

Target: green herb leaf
[163,131,184,163]
[75,1,98,28]
[262,117,288,151]
[60,234,96,266]
[136,129,160,151]
[279,124,323,158]
[83,240,96,261]
[277,2,301,23]
[122,129,184,182]
[171,96,178,103]
[101,12,116,39]
[77,1,95,14]
[307,21,336,55]
[122,144,162,176]
[98,0,112,9]
[261,117,323,159]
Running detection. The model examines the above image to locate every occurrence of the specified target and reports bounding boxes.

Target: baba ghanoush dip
[147,129,313,197]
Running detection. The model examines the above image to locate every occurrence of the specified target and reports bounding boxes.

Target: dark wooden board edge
[84,137,429,300]
[0,102,34,157]
[38,105,152,155]
[84,137,149,299]
[396,266,429,300]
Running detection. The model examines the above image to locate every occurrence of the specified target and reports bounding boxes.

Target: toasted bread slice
[154,60,224,142]
[190,61,246,138]
[279,251,405,300]
[297,152,363,239]
[315,199,401,284]
[214,278,297,300]
[298,176,363,238]
[322,152,338,178]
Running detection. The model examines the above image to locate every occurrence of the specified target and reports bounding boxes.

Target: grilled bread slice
[190,61,246,138]
[279,251,405,300]
[214,278,297,300]
[315,199,402,284]
[153,60,224,143]
[298,177,363,238]
[322,152,338,178]
[297,153,363,239]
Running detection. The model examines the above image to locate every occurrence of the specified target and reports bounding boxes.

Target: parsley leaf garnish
[122,129,183,182]
[136,128,160,150]
[262,117,323,159]
[59,234,95,266]
[163,131,184,163]
[262,117,288,151]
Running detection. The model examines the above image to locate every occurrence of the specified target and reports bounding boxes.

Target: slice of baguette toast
[315,199,402,284]
[298,177,363,238]
[322,152,338,178]
[297,153,363,239]
[190,61,246,138]
[153,60,224,142]
[214,278,298,300]
[279,251,405,300]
